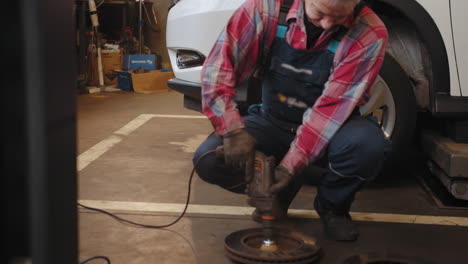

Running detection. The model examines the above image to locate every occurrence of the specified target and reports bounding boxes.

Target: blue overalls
[194,9,389,213]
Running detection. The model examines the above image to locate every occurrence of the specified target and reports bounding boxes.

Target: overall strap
[256,0,293,75]
[279,0,294,26]
[277,0,294,38]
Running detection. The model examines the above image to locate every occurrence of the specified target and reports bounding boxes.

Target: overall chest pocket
[268,47,334,86]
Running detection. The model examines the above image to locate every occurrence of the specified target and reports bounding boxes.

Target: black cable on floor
[77,149,216,229]
[78,149,249,263]
[79,256,111,264]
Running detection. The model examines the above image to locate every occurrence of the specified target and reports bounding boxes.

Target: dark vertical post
[4,0,30,260]
[23,0,78,263]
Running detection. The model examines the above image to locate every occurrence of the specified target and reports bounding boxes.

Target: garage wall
[145,0,172,70]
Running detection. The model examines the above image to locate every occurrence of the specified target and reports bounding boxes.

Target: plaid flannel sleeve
[280,33,388,175]
[200,0,278,135]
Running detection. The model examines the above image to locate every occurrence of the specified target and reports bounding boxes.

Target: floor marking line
[77,135,122,171]
[145,114,207,119]
[78,113,207,171]
[78,200,468,227]
[114,114,155,136]
[79,200,254,216]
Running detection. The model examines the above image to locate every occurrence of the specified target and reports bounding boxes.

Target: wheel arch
[365,0,450,112]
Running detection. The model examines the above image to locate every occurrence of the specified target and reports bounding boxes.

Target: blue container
[116,71,133,91]
[122,54,156,71]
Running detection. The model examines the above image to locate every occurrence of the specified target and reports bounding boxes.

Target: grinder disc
[224,227,321,264]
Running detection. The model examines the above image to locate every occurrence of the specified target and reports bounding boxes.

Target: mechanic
[193,0,390,241]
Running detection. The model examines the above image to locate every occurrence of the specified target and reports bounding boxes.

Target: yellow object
[277,93,287,102]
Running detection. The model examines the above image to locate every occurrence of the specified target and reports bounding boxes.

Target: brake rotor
[224,227,322,264]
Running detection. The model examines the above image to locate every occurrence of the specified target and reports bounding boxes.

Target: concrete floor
[77,90,468,264]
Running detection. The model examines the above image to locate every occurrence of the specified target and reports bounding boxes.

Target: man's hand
[223,128,256,168]
[269,165,293,194]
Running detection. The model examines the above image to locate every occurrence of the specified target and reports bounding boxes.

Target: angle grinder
[216,147,322,263]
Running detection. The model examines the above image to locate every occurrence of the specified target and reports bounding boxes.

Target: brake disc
[224,227,322,264]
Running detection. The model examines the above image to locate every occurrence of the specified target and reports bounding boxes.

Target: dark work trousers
[193,107,390,213]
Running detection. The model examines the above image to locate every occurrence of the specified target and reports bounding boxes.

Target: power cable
[79,256,111,264]
[77,148,248,262]
[77,149,216,229]
[77,149,216,263]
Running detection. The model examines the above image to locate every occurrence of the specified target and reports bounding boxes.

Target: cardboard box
[102,50,122,85]
[131,70,175,94]
[123,54,156,71]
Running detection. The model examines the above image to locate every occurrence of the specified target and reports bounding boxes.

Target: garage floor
[77,91,468,264]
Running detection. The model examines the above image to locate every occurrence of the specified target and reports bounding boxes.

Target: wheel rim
[359,76,396,139]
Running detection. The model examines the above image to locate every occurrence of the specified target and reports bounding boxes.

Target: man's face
[304,0,357,30]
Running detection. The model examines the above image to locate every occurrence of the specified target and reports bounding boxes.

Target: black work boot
[314,198,358,241]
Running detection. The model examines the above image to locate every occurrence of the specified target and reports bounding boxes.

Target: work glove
[269,165,294,194]
[222,128,256,169]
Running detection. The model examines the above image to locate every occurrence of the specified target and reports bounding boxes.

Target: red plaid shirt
[200,0,388,175]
